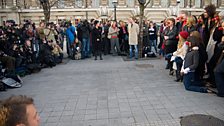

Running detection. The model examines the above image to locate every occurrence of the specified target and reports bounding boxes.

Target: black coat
[203,19,216,47]
[92,27,102,51]
[183,25,196,34]
[209,27,224,69]
[119,26,128,39]
[164,26,178,46]
[80,23,91,39]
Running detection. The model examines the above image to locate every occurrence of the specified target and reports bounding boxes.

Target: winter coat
[163,26,178,46]
[173,42,188,60]
[128,22,139,45]
[66,26,76,44]
[44,28,58,43]
[183,47,199,72]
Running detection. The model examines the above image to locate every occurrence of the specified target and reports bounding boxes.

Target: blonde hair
[186,16,195,27]
[178,34,187,49]
[0,106,9,126]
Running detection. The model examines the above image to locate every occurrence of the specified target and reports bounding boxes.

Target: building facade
[0,0,223,25]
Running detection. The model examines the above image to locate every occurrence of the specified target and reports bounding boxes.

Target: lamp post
[85,0,88,20]
[112,0,118,22]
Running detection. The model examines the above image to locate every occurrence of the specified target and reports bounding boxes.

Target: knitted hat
[179,31,189,39]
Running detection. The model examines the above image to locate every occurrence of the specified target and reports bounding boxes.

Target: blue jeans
[129,45,138,59]
[82,38,90,58]
[149,39,157,53]
[183,72,207,93]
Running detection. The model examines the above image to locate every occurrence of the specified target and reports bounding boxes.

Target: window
[76,0,83,7]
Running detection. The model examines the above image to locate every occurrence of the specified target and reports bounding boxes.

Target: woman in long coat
[92,20,103,60]
[128,18,139,59]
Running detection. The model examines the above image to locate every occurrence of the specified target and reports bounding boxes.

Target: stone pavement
[0,56,224,126]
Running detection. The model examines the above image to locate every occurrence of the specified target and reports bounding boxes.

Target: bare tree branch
[50,0,59,7]
[144,0,151,8]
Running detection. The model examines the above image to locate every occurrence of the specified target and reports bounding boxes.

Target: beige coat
[128,22,139,45]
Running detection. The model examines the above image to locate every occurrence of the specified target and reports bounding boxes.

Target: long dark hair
[187,36,199,48]
[204,4,216,18]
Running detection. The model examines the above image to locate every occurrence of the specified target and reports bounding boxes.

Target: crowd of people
[0,4,223,97]
[159,4,224,97]
[0,19,65,90]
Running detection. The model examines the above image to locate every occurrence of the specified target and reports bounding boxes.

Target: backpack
[1,74,23,88]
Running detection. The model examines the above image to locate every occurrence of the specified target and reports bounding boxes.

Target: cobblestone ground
[1,56,224,126]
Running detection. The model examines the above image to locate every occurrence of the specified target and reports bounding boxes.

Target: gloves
[183,68,190,74]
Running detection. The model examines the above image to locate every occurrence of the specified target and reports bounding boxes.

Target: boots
[175,70,182,82]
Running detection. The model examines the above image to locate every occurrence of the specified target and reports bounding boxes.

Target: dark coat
[203,19,216,47]
[163,26,178,46]
[183,25,196,34]
[119,26,128,39]
[92,27,102,51]
[215,58,224,73]
[184,47,199,72]
[80,23,91,39]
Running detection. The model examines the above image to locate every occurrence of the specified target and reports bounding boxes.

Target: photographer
[39,39,56,67]
[0,29,16,75]
[44,23,58,44]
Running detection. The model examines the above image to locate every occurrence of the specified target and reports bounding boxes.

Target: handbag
[107,34,111,39]
[206,26,217,62]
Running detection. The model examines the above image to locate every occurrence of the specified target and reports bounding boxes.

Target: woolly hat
[179,31,189,40]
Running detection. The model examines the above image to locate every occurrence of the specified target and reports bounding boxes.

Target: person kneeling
[181,36,210,93]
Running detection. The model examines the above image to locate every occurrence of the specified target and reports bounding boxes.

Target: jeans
[149,39,157,53]
[110,38,120,55]
[67,41,75,58]
[82,38,90,58]
[215,72,224,97]
[183,72,207,93]
[129,45,138,59]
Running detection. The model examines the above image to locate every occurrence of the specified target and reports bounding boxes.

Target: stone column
[13,0,16,6]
